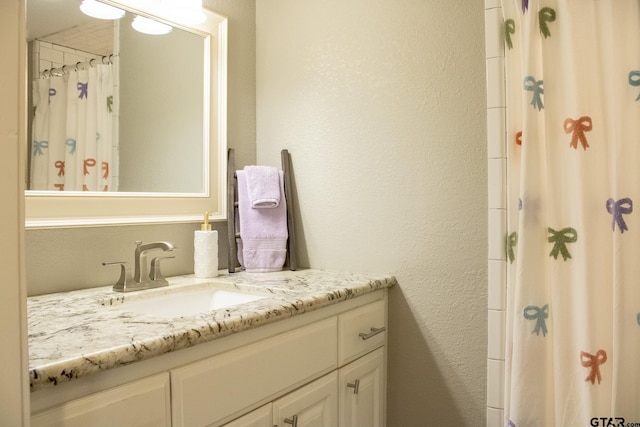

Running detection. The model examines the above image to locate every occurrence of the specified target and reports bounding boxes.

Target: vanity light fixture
[165,0,207,25]
[80,0,125,20]
[132,15,173,35]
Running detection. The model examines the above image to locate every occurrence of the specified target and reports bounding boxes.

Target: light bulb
[165,0,206,25]
[131,15,173,35]
[80,0,125,20]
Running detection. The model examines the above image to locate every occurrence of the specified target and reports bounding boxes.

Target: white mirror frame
[24,1,227,228]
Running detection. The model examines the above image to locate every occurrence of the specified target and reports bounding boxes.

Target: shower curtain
[31,64,114,191]
[503,0,640,425]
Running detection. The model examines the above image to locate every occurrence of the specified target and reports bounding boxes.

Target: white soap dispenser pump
[194,212,219,278]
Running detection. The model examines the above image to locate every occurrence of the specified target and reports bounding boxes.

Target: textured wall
[25,0,256,295]
[255,1,488,425]
[25,0,490,424]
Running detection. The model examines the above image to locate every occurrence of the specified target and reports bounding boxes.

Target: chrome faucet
[103,240,177,292]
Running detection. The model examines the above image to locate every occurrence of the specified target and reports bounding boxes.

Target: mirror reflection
[27,0,206,193]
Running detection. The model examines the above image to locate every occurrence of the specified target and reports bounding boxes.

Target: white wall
[256,0,488,425]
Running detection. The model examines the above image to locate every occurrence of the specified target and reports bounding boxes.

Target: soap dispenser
[194,212,219,278]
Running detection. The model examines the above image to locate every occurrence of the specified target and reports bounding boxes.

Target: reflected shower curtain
[503,0,640,425]
[31,64,114,191]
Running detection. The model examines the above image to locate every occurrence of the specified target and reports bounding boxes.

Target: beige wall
[256,1,488,425]
[0,0,29,424]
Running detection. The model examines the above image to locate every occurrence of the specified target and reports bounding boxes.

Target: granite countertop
[28,269,396,392]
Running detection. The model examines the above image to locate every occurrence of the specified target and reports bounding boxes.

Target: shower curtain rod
[39,54,116,78]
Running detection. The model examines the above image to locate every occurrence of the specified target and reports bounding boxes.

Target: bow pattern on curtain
[502,0,640,425]
[31,64,114,191]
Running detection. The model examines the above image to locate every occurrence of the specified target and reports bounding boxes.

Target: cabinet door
[272,372,338,427]
[31,373,171,427]
[222,404,272,427]
[338,348,385,427]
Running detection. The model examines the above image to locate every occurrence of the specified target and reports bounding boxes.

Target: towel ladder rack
[226,148,297,273]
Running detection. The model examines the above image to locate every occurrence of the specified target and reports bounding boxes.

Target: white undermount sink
[113,288,267,317]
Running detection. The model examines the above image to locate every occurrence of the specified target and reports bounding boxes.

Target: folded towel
[236,170,288,272]
[244,165,281,208]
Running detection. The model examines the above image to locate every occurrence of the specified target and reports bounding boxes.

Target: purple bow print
[77,82,88,99]
[606,198,632,233]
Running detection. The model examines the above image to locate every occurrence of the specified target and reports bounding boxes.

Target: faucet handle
[149,255,175,283]
[102,261,133,292]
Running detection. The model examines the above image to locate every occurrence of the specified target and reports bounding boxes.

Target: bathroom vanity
[28,269,395,426]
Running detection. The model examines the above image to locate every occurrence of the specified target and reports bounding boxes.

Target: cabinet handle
[284,415,298,427]
[347,378,360,395]
[359,326,386,340]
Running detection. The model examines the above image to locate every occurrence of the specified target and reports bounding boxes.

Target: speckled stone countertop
[28,269,396,392]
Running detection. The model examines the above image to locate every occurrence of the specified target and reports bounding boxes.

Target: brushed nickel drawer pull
[359,326,386,340]
[284,415,298,427]
[347,379,360,395]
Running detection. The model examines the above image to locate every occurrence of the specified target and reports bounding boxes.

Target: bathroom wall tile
[39,59,51,73]
[485,7,504,59]
[488,309,505,360]
[488,208,506,261]
[33,52,41,75]
[487,359,505,408]
[487,107,506,159]
[54,44,77,54]
[488,259,506,310]
[486,4,508,417]
[40,46,63,64]
[486,57,506,109]
[487,407,504,427]
[62,52,86,66]
[488,158,506,209]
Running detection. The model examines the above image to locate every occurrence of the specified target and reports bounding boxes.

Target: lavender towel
[244,165,281,208]
[236,169,288,273]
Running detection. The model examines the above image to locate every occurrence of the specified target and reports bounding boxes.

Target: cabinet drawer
[338,300,386,365]
[171,317,337,427]
[31,373,170,427]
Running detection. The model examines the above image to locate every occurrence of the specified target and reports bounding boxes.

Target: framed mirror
[25,0,227,228]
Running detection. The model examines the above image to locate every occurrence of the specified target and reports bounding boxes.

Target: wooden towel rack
[226,148,297,273]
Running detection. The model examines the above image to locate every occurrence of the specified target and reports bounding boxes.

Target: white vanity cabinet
[30,373,171,427]
[222,372,338,427]
[221,298,387,427]
[171,317,338,426]
[31,290,388,427]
